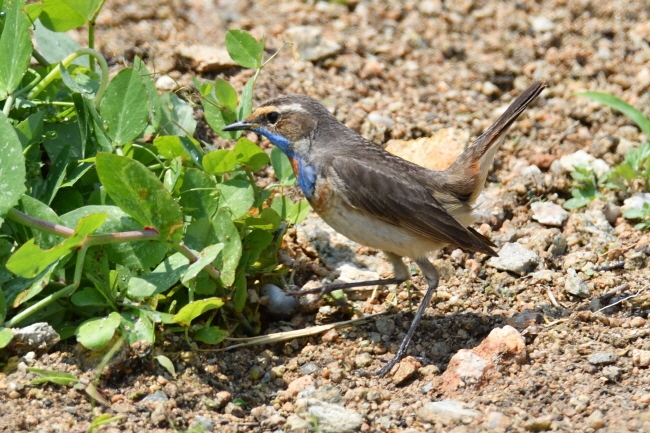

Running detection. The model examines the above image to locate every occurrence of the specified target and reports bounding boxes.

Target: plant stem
[5,284,76,328]
[32,49,50,67]
[2,94,14,116]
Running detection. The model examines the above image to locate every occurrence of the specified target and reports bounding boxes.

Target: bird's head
[223,95,323,157]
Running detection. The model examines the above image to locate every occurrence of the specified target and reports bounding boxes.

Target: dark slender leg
[287,251,410,299]
[358,258,440,378]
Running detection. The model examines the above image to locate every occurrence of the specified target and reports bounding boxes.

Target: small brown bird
[224,81,546,377]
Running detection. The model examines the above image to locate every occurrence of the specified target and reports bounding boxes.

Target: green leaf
[155,355,175,376]
[61,205,167,269]
[563,197,591,210]
[215,179,255,219]
[215,78,238,111]
[41,145,70,206]
[181,243,224,284]
[154,135,190,160]
[160,92,197,137]
[179,168,218,219]
[28,367,79,386]
[0,289,6,324]
[120,307,154,345]
[203,149,238,175]
[0,113,27,225]
[33,19,87,65]
[134,56,163,131]
[237,74,256,119]
[233,137,270,172]
[232,268,247,312]
[101,68,149,145]
[203,97,238,140]
[172,297,225,327]
[127,253,189,297]
[0,0,33,100]
[208,210,241,286]
[96,153,184,243]
[39,0,102,31]
[15,111,45,148]
[290,199,311,224]
[270,147,296,184]
[578,91,650,137]
[194,326,228,344]
[7,213,107,278]
[71,287,109,307]
[75,312,121,350]
[0,328,13,348]
[225,29,262,69]
[245,208,281,231]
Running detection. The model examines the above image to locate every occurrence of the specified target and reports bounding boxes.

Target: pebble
[416,400,481,426]
[588,352,618,365]
[299,362,320,375]
[586,410,606,430]
[299,385,342,404]
[601,365,621,381]
[285,375,314,398]
[622,193,650,212]
[375,317,395,336]
[530,16,556,32]
[367,112,394,128]
[287,399,363,433]
[176,45,237,72]
[632,349,650,367]
[285,26,341,62]
[551,150,610,178]
[224,402,245,418]
[214,390,232,409]
[630,317,646,328]
[141,390,168,403]
[565,268,591,297]
[155,75,176,91]
[391,358,420,385]
[487,243,541,276]
[524,416,552,431]
[531,202,569,227]
[262,284,297,317]
[191,415,215,432]
[11,323,60,355]
[354,352,373,368]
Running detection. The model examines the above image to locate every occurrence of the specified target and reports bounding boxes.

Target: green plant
[563,165,605,210]
[0,0,308,355]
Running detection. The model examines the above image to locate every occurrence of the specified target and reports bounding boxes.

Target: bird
[223,81,546,377]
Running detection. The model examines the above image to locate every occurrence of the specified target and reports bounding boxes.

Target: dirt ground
[2,0,650,432]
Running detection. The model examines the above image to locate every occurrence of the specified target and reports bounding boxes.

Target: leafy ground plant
[566,92,650,226]
[0,0,308,359]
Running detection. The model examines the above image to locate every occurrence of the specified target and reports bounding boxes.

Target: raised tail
[443,81,546,205]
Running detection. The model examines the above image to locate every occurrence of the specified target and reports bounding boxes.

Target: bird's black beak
[222,120,255,132]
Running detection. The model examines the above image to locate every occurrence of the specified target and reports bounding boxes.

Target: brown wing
[328,156,497,256]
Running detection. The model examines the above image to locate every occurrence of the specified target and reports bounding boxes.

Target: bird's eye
[266,111,280,124]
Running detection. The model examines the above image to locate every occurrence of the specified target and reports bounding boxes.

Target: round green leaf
[215,179,254,219]
[95,153,184,243]
[203,149,238,175]
[40,0,103,32]
[75,312,121,350]
[215,78,238,111]
[0,113,27,226]
[194,326,228,345]
[270,147,296,184]
[101,68,149,145]
[233,138,270,172]
[225,29,262,69]
[0,0,33,100]
[172,297,225,327]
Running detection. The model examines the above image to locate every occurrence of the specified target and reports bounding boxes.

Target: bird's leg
[287,251,409,299]
[358,258,439,378]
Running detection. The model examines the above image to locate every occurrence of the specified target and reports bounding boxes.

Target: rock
[225,402,245,418]
[214,391,232,409]
[289,398,363,433]
[566,210,616,249]
[385,128,469,171]
[524,415,552,431]
[551,150,610,178]
[632,349,650,367]
[622,192,650,212]
[177,45,237,72]
[298,385,343,404]
[441,326,526,390]
[586,410,606,430]
[141,390,169,403]
[562,250,598,271]
[354,352,373,368]
[531,202,569,227]
[391,357,420,385]
[285,375,314,399]
[418,0,443,15]
[601,365,621,381]
[548,233,568,257]
[530,16,555,32]
[285,26,341,62]
[588,352,618,365]
[485,411,512,430]
[262,284,297,317]
[11,323,60,355]
[565,268,591,297]
[191,415,214,432]
[367,112,394,128]
[155,75,177,91]
[487,243,541,276]
[375,317,395,336]
[416,400,481,426]
[299,362,319,375]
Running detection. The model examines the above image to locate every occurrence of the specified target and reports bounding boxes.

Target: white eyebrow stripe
[278,103,308,113]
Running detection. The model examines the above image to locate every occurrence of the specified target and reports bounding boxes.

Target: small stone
[601,366,621,381]
[417,400,481,426]
[485,411,512,430]
[299,385,342,404]
[487,243,541,276]
[391,358,420,385]
[531,202,569,227]
[524,415,552,431]
[638,394,650,404]
[155,75,177,91]
[552,150,609,178]
[632,349,650,367]
[285,26,341,62]
[177,45,237,72]
[11,323,60,355]
[367,112,394,128]
[588,352,618,365]
[630,317,647,328]
[300,362,320,375]
[622,193,650,213]
[586,410,606,430]
[224,402,245,418]
[530,16,556,32]
[565,268,591,298]
[262,284,297,317]
[191,415,215,432]
[375,317,395,336]
[294,400,363,433]
[482,81,500,96]
[285,375,314,398]
[214,391,232,409]
[141,390,168,403]
[354,352,373,368]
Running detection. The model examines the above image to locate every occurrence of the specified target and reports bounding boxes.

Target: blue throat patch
[256,128,317,199]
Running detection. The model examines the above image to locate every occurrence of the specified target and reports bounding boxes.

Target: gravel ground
[2,0,650,432]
